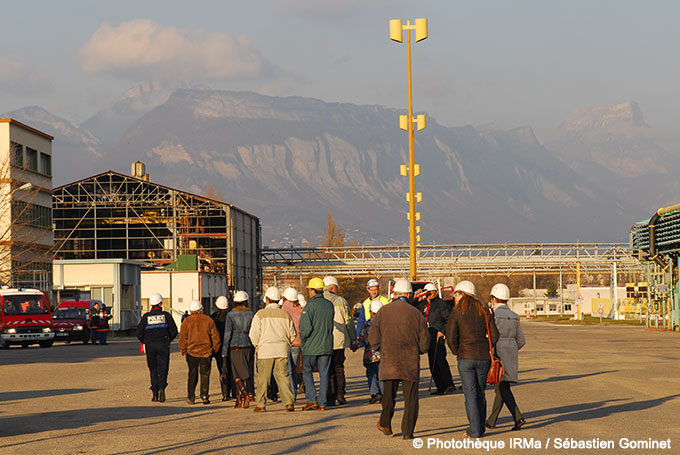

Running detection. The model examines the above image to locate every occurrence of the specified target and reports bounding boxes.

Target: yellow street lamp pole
[390,18,428,281]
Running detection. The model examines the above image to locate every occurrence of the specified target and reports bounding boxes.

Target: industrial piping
[648,202,680,268]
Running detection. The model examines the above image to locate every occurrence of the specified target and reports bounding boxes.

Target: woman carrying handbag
[446,281,499,438]
[486,283,527,431]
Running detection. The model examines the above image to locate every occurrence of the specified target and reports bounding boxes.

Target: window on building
[564,304,572,312]
[25,147,38,172]
[10,142,23,167]
[11,201,52,228]
[10,261,52,291]
[40,153,51,176]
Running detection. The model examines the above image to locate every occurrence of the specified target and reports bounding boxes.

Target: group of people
[372,278,526,439]
[135,275,526,440]
[89,302,111,345]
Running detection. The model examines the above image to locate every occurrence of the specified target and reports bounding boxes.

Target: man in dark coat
[90,302,101,344]
[369,278,430,440]
[210,295,232,401]
[417,283,456,395]
[136,293,178,403]
[299,277,334,411]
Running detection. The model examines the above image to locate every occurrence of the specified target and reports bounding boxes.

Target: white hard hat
[370,299,384,313]
[424,283,437,292]
[392,278,412,294]
[149,293,163,306]
[233,290,249,303]
[367,279,379,288]
[282,287,299,301]
[189,299,202,312]
[265,286,281,302]
[215,296,228,310]
[454,280,476,297]
[297,294,307,307]
[323,276,339,287]
[490,283,510,301]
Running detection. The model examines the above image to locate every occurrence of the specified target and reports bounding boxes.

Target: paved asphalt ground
[1,321,679,455]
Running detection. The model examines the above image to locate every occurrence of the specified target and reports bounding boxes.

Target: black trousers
[145,342,170,393]
[427,331,454,391]
[186,354,211,399]
[328,349,347,402]
[381,380,419,438]
[487,381,524,426]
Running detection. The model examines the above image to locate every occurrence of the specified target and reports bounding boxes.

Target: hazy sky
[2,0,678,138]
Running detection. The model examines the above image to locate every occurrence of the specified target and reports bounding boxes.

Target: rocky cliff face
[102,89,637,244]
[6,90,654,245]
[547,101,680,211]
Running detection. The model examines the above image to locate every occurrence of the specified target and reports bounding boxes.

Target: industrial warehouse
[50,162,260,329]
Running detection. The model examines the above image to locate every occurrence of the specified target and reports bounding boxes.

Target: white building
[53,259,143,331]
[0,119,53,291]
[141,270,228,328]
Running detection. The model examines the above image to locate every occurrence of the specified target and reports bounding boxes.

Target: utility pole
[390,18,428,281]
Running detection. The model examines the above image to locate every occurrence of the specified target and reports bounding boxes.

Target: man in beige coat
[179,300,221,405]
[249,286,297,412]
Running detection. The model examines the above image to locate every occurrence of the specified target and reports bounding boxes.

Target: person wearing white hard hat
[136,293,178,403]
[356,278,389,340]
[249,286,297,412]
[446,280,499,438]
[323,276,356,406]
[210,296,232,401]
[281,287,303,398]
[356,299,385,404]
[486,283,526,432]
[369,278,430,440]
[417,283,456,396]
[223,290,255,409]
[179,300,221,405]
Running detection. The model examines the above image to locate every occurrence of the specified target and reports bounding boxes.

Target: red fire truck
[0,287,54,349]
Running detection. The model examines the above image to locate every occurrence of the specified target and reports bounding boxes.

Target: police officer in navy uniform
[137,293,178,403]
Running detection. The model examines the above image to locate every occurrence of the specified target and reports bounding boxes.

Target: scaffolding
[53,171,261,298]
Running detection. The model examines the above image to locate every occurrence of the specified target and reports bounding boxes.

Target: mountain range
[6,86,676,245]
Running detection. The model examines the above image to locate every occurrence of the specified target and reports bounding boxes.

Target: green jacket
[299,293,334,356]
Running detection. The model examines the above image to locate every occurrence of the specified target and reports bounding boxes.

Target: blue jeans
[302,354,331,407]
[366,362,383,396]
[458,359,491,438]
[288,346,302,397]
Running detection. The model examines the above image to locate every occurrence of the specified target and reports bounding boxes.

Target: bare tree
[203,185,224,202]
[322,209,345,247]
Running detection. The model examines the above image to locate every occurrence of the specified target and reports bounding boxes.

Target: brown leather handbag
[484,309,504,384]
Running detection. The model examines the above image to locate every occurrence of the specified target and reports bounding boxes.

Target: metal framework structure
[630,208,680,330]
[262,243,645,279]
[52,172,261,297]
